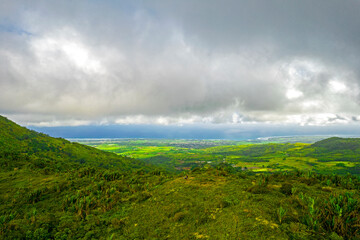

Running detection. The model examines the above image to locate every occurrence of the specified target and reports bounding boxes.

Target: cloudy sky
[1,0,360,137]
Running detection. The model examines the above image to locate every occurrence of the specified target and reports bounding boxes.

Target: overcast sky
[1,0,360,129]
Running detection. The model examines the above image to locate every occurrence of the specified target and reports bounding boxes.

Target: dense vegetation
[0,116,149,173]
[1,115,360,239]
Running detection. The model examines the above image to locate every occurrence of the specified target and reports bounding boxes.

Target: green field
[78,138,360,175]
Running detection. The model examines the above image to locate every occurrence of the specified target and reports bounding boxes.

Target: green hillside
[1,116,360,239]
[306,138,360,174]
[0,115,148,173]
[311,137,360,151]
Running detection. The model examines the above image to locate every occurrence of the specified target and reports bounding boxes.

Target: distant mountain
[0,115,147,172]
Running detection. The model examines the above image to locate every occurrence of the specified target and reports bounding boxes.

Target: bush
[173,212,187,222]
[280,183,293,196]
[277,206,287,224]
[319,192,360,239]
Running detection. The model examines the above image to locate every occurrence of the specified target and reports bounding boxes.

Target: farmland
[77,137,360,175]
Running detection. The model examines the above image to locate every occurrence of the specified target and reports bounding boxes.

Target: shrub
[280,183,293,196]
[299,195,319,231]
[277,206,287,224]
[173,212,187,222]
[319,192,360,239]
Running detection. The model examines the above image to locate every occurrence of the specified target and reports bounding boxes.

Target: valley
[78,137,360,176]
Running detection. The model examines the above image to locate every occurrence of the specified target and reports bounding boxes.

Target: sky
[1,1,360,138]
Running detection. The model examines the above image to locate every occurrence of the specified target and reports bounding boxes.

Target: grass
[2,156,360,239]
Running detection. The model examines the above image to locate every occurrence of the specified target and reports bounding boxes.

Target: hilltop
[311,137,360,152]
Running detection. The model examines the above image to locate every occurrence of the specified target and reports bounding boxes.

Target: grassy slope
[2,165,360,239]
[0,115,149,172]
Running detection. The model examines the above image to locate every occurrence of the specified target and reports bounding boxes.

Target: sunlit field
[78,138,360,176]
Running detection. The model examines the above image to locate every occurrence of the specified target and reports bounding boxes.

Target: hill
[0,115,148,172]
[311,137,360,152]
[1,116,360,239]
[305,137,360,170]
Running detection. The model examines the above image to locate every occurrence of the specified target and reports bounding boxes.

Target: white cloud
[1,0,360,127]
[286,89,303,99]
[329,80,347,93]
[30,28,106,74]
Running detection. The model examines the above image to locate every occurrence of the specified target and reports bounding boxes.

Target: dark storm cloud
[1,0,360,126]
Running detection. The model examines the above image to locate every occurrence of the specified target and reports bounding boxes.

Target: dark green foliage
[312,137,360,151]
[2,163,360,239]
[0,115,150,173]
[308,137,360,163]
[319,192,360,239]
[247,175,269,194]
[277,206,287,224]
[280,183,293,196]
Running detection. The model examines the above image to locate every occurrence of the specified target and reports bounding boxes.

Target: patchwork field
[77,137,360,175]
